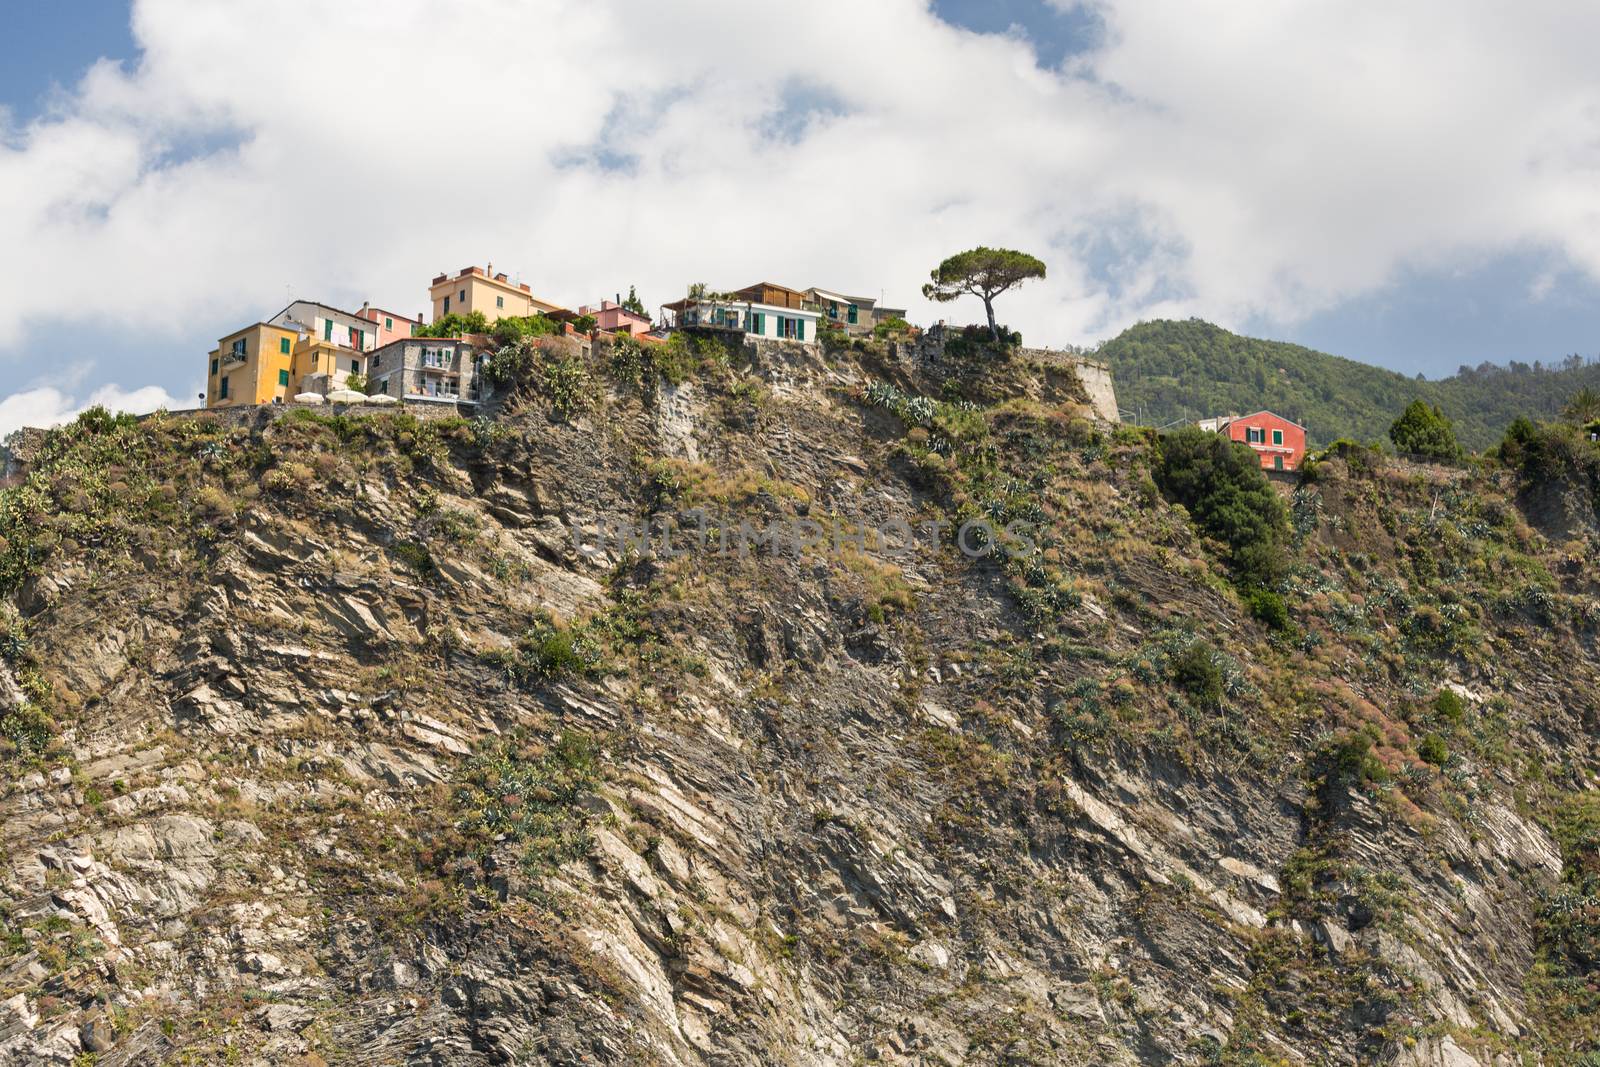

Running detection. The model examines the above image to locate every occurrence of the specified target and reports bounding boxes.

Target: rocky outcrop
[0,340,1595,1064]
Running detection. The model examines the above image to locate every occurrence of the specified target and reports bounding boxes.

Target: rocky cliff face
[0,338,1596,1065]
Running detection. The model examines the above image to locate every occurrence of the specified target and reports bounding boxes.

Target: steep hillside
[1,334,1598,1065]
[1101,318,1600,449]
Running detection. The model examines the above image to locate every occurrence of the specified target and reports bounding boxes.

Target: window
[410,322,417,336]
[750,312,764,335]
[496,295,504,309]
[279,336,290,355]
[384,317,393,331]
[219,377,229,399]
[459,289,466,302]
[231,337,246,356]
[323,318,333,341]
[443,295,451,314]
[312,353,319,367]
[278,369,289,387]
[350,326,365,349]
[1247,427,1264,444]
[211,358,218,376]
[350,359,359,373]
[1274,455,1285,470]
[847,304,858,325]
[828,300,838,319]
[1272,428,1283,445]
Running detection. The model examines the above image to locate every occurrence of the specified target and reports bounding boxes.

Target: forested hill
[1099,317,1600,450]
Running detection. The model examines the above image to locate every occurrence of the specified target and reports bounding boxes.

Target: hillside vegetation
[1101,317,1600,450]
[0,332,1598,1064]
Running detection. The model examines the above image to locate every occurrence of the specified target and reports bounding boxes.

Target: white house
[661,282,821,343]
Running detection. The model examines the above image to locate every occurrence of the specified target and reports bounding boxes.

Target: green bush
[1417,733,1449,765]
[489,314,559,348]
[1390,400,1464,462]
[1245,587,1290,630]
[1171,642,1224,707]
[1433,688,1466,724]
[485,614,604,688]
[416,311,490,338]
[1156,426,1290,591]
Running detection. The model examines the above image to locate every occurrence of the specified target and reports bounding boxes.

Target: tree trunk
[983,296,999,342]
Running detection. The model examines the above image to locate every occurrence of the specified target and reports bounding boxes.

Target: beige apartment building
[428,264,564,325]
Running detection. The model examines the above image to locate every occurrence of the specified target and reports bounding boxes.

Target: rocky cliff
[0,336,1596,1065]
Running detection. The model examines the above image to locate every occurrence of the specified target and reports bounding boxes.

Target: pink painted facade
[357,304,423,347]
[579,299,651,336]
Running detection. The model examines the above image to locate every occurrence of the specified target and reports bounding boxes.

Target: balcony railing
[222,349,248,366]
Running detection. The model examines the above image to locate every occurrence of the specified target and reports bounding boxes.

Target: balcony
[222,348,248,366]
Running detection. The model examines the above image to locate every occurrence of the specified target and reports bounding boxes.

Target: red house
[1198,410,1306,471]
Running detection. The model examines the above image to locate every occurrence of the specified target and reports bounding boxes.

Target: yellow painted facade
[288,338,366,395]
[429,267,563,326]
[206,324,298,408]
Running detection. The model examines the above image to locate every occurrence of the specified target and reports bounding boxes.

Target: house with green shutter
[661,282,821,343]
[804,287,878,336]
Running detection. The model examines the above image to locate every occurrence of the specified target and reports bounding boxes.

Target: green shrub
[416,311,490,338]
[1416,733,1449,765]
[485,614,604,688]
[1170,642,1224,707]
[1156,426,1291,590]
[1323,726,1388,785]
[1433,688,1466,724]
[1245,587,1290,630]
[1390,400,1464,462]
[391,540,434,575]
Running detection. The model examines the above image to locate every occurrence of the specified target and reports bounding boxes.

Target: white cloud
[0,383,181,438]
[1,0,1598,386]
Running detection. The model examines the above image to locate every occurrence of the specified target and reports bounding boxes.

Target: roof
[806,287,876,306]
[1225,410,1306,430]
[269,299,373,326]
[215,321,296,344]
[359,306,421,323]
[660,294,821,314]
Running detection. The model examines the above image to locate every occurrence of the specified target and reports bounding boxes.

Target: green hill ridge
[1098,317,1600,450]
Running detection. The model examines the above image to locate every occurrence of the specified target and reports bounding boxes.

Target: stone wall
[1018,348,1120,423]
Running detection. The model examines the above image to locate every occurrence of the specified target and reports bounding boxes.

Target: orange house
[1199,410,1307,471]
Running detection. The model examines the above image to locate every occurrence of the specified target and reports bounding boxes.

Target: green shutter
[385,317,393,330]
[797,318,805,341]
[848,305,858,324]
[1273,429,1283,444]
[324,319,333,340]
[278,369,289,386]
[279,336,290,354]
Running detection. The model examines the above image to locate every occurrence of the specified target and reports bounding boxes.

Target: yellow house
[287,337,366,396]
[206,323,298,407]
[429,264,564,326]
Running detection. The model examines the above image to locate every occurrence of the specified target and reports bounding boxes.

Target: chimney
[487,262,493,276]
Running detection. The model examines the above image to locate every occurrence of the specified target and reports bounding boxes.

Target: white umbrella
[292,392,325,404]
[326,389,366,404]
[366,393,399,405]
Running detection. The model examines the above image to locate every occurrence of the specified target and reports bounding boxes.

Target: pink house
[579,299,651,336]
[357,303,424,346]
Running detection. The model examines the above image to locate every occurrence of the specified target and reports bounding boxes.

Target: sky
[3,0,1600,434]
